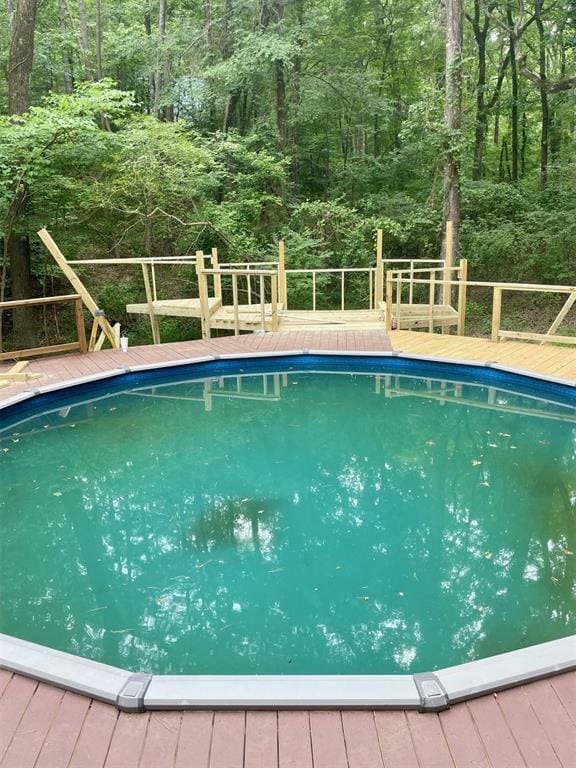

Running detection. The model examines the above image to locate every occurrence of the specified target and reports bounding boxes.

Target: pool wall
[1,348,575,712]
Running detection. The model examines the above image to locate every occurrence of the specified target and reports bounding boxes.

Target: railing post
[232,273,240,336]
[141,263,161,344]
[428,272,436,332]
[457,258,468,336]
[369,269,374,310]
[375,229,384,306]
[385,271,394,330]
[74,297,88,353]
[491,287,502,343]
[443,220,454,306]
[195,250,211,339]
[271,274,279,331]
[278,240,287,308]
[312,271,317,311]
[409,261,415,304]
[341,271,345,311]
[395,273,402,329]
[211,248,222,301]
[259,274,266,330]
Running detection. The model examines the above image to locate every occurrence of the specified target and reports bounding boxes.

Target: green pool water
[1,367,575,675]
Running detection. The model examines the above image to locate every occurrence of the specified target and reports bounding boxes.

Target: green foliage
[0,0,574,347]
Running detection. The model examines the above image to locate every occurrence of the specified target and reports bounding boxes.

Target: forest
[0,0,574,348]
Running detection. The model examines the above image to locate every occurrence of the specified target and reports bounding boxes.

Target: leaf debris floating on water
[357,596,370,601]
[472,460,482,466]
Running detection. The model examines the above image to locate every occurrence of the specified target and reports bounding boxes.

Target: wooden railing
[384,261,468,334]
[386,270,576,344]
[490,284,576,344]
[196,252,279,338]
[0,294,87,361]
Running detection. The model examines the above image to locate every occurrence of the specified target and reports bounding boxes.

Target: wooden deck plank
[439,705,490,768]
[209,712,245,768]
[0,675,38,763]
[174,712,213,768]
[103,712,150,768]
[0,671,12,699]
[496,687,563,768]
[309,711,348,768]
[139,712,181,768]
[341,711,384,768]
[278,711,313,768]
[551,672,576,724]
[0,682,63,768]
[244,711,278,768]
[406,710,456,768]
[374,711,419,768]
[467,695,526,768]
[523,679,576,768]
[68,700,118,768]
[35,691,91,768]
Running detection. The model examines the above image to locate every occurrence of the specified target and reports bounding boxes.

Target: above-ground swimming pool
[1,353,575,710]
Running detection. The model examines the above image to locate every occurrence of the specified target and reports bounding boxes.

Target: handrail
[385,265,575,344]
[284,266,377,311]
[0,294,88,361]
[195,256,279,338]
[388,266,461,276]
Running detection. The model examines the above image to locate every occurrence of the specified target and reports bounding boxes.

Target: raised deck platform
[127,300,385,332]
[126,297,221,318]
[379,301,459,329]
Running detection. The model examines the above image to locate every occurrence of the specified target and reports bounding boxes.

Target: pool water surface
[1,361,575,675]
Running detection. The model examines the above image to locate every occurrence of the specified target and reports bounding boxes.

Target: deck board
[1,329,575,767]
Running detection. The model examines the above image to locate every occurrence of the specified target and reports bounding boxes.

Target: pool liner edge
[0,632,131,705]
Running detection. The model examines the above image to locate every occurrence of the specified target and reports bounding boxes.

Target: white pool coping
[1,348,575,711]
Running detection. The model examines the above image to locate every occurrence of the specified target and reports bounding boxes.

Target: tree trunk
[153,0,167,118]
[506,5,519,182]
[144,11,154,113]
[534,0,549,189]
[442,0,463,262]
[275,59,288,150]
[521,111,528,177]
[58,0,74,93]
[470,0,489,181]
[78,0,93,78]
[95,0,103,80]
[6,0,39,348]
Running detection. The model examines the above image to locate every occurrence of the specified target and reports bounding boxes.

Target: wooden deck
[127,299,387,332]
[1,329,576,767]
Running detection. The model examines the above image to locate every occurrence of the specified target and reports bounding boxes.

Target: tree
[5,0,39,347]
[442,0,463,261]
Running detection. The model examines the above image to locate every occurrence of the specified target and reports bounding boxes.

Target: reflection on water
[0,369,574,675]
[186,496,281,553]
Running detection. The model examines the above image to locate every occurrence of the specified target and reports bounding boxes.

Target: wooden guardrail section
[0,294,87,361]
[36,226,575,346]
